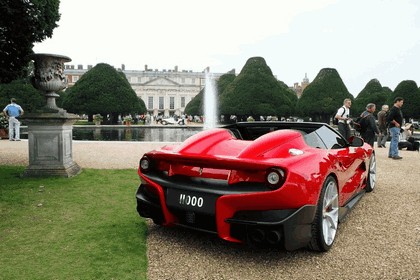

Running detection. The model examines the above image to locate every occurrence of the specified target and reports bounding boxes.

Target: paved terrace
[0,139,419,279]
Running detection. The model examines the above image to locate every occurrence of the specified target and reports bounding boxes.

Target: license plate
[166,188,217,215]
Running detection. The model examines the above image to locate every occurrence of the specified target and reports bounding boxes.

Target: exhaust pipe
[249,229,265,243]
[266,230,282,245]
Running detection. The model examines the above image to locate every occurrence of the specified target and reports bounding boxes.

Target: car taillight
[140,157,150,172]
[266,168,285,189]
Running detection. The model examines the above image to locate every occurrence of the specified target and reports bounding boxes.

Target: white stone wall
[65,66,225,116]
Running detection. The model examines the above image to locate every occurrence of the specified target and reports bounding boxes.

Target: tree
[62,63,146,123]
[0,0,60,83]
[219,57,296,119]
[353,79,392,117]
[0,78,45,113]
[184,73,236,116]
[296,68,352,123]
[390,80,420,121]
[278,81,298,116]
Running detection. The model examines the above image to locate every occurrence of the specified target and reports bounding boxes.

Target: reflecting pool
[21,126,204,142]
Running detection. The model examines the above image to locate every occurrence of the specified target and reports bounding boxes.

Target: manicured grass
[0,166,148,280]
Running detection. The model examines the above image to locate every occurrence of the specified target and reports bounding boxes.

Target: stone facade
[293,73,310,98]
[64,64,227,117]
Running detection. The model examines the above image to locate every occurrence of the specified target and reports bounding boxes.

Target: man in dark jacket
[360,103,381,147]
[386,97,404,160]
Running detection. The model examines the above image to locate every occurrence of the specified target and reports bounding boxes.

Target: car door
[315,126,364,205]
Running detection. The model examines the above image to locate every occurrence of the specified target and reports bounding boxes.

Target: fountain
[203,69,218,130]
[23,53,81,177]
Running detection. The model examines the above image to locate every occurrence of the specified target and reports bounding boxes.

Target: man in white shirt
[335,98,352,140]
[3,98,24,141]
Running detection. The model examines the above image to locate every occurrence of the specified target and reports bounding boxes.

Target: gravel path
[0,140,169,169]
[1,140,419,279]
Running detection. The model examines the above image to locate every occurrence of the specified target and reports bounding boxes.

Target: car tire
[365,153,376,192]
[308,176,339,252]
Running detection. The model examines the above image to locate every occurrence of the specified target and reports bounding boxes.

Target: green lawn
[0,166,148,280]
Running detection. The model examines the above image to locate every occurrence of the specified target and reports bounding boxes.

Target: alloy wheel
[322,180,339,246]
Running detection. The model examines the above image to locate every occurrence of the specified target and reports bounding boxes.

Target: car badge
[199,167,203,175]
[289,148,304,156]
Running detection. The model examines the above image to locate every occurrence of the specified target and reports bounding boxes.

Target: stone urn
[29,53,71,111]
[23,53,81,177]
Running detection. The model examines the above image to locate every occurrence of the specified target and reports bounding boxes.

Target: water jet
[203,69,218,130]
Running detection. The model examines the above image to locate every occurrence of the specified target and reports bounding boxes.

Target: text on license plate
[166,189,216,214]
[179,193,204,207]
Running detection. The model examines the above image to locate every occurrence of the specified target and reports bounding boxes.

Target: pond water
[20,126,204,142]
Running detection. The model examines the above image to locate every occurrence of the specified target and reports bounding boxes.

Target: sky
[34,0,420,96]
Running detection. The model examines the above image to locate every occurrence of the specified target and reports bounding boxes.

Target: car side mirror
[349,136,364,147]
[336,137,347,148]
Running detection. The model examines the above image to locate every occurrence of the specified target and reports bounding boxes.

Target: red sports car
[136,122,376,251]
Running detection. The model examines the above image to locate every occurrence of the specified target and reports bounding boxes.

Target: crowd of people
[334,97,419,160]
[114,113,204,125]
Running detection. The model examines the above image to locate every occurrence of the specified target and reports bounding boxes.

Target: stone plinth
[23,110,81,177]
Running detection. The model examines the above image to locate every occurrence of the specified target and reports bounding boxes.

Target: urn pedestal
[23,113,81,177]
[23,53,81,177]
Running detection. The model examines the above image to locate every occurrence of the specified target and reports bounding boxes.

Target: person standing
[377,104,389,148]
[3,98,24,141]
[359,103,381,147]
[335,98,352,140]
[386,97,404,160]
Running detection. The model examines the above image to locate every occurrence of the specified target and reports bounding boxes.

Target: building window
[159,96,164,110]
[72,76,79,83]
[148,96,153,109]
[181,97,185,107]
[169,97,175,110]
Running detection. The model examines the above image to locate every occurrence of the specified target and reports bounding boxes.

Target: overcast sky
[34,0,420,96]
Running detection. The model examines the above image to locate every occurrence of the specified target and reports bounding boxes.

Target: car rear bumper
[136,184,317,251]
[225,205,316,250]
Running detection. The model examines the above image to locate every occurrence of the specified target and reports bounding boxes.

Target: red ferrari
[136,122,376,251]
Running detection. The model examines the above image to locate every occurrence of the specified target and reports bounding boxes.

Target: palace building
[64,64,227,117]
[292,73,310,98]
